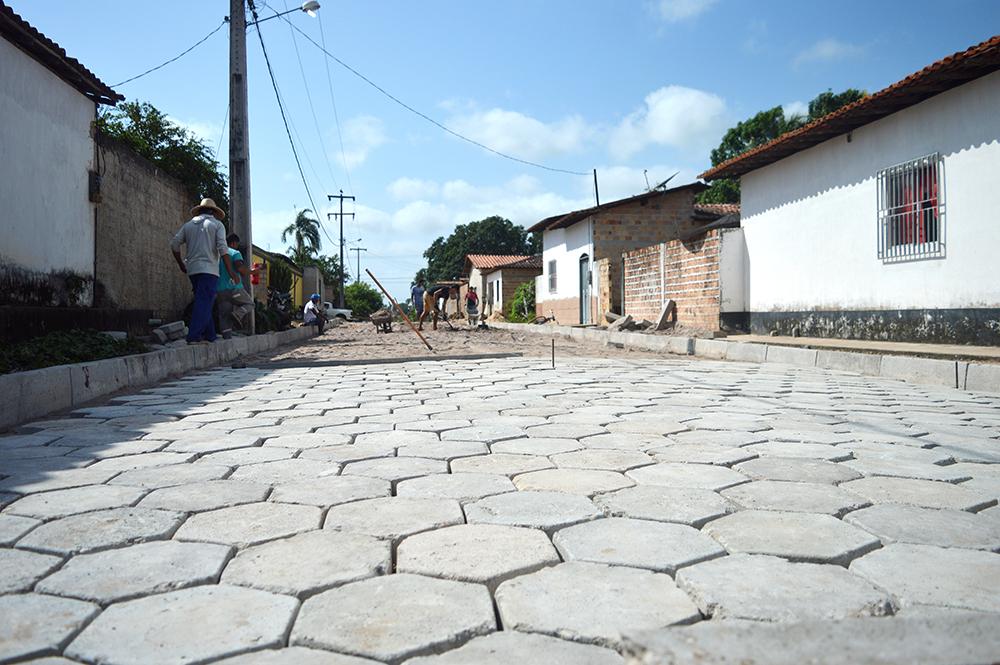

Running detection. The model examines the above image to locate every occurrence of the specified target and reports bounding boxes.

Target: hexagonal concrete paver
[0,468,119,494]
[850,544,1000,613]
[840,477,996,511]
[0,548,62,593]
[270,475,390,507]
[36,540,232,603]
[495,562,700,648]
[842,457,972,483]
[594,485,733,528]
[228,459,342,485]
[743,442,852,461]
[397,524,559,590]
[704,510,881,565]
[526,423,607,439]
[342,456,448,484]
[354,430,440,448]
[626,463,748,491]
[405,631,624,665]
[296,443,396,464]
[464,490,601,533]
[222,530,389,597]
[66,585,299,665]
[215,646,380,664]
[491,437,584,456]
[441,425,526,443]
[551,449,654,472]
[262,433,355,450]
[395,472,516,503]
[554,517,725,574]
[648,444,757,467]
[324,496,464,543]
[0,593,98,663]
[108,462,232,488]
[138,480,271,512]
[450,453,554,476]
[513,469,634,496]
[85,451,196,472]
[720,480,870,516]
[174,501,322,548]
[198,446,296,467]
[676,554,893,622]
[667,429,768,447]
[733,457,861,484]
[16,507,185,555]
[0,513,40,546]
[291,573,496,663]
[844,504,1000,550]
[397,441,487,460]
[603,419,687,437]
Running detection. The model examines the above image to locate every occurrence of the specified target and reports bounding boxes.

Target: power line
[265,9,590,176]
[112,19,227,87]
[317,14,354,196]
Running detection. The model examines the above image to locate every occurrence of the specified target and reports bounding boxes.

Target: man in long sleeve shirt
[171,198,239,344]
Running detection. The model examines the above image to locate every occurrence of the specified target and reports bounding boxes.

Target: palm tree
[281,209,321,263]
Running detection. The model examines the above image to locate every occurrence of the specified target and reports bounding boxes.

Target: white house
[701,34,1000,345]
[464,254,541,319]
[0,3,121,307]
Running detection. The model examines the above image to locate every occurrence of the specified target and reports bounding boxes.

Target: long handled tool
[366,269,433,352]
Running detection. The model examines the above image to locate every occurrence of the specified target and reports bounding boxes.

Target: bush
[345,282,384,319]
[0,330,146,374]
[507,281,536,323]
[268,261,293,293]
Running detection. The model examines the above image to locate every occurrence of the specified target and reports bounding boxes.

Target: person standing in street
[171,198,239,344]
[411,280,426,320]
[216,233,255,339]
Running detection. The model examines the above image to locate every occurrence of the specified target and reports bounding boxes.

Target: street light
[249,1,320,24]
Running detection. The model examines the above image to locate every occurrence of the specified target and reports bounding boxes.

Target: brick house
[528,183,736,325]
[464,255,542,319]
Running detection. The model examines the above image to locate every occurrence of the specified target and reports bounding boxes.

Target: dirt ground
[254,321,667,363]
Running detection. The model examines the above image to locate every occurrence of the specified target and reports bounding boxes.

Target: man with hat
[303,293,326,334]
[171,198,239,344]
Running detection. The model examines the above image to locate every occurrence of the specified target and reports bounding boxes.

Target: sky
[12,0,999,301]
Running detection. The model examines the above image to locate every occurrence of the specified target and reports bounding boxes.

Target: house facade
[529,184,726,325]
[702,35,1000,345]
[0,3,121,307]
[464,254,542,318]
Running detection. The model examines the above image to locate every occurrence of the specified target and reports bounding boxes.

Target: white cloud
[793,38,864,67]
[448,107,591,160]
[651,0,717,22]
[388,177,440,201]
[782,100,809,120]
[341,115,387,168]
[610,85,728,159]
[167,116,223,147]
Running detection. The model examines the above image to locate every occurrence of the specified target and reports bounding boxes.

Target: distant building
[0,2,121,307]
[701,35,1000,344]
[464,254,542,319]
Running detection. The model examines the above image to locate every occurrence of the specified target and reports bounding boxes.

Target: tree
[268,260,293,293]
[345,281,384,319]
[698,89,867,204]
[416,216,537,284]
[282,209,322,263]
[507,281,536,323]
[98,101,227,209]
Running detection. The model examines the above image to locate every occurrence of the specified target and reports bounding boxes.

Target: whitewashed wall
[537,220,593,303]
[718,228,748,314]
[741,71,1000,312]
[0,37,96,300]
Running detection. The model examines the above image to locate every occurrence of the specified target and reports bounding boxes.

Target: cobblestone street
[2,351,1000,664]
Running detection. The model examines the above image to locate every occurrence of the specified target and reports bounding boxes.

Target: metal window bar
[877,152,944,262]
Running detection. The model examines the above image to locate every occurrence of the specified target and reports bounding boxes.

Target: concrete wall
[0,37,97,306]
[487,266,540,318]
[719,228,748,314]
[741,71,1000,341]
[94,138,194,320]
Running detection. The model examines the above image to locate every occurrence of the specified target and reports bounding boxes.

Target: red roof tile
[466,254,540,271]
[694,203,740,217]
[701,34,1000,181]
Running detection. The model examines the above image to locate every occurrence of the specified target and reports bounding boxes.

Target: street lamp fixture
[250,1,320,25]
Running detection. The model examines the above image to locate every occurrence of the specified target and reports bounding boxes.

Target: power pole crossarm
[350,247,367,283]
[327,190,355,309]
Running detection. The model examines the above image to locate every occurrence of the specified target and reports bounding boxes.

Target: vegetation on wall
[0,330,146,375]
[507,281,536,323]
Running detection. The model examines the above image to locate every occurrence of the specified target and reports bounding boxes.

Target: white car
[323,302,352,321]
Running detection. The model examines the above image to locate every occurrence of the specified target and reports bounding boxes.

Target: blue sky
[13,0,999,300]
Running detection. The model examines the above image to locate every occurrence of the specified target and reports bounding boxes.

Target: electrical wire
[111,19,227,87]
[263,9,589,177]
[317,14,354,196]
[213,102,230,162]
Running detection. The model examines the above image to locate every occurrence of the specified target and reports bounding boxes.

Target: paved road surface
[2,347,999,663]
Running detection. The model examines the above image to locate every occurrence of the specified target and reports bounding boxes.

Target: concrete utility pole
[230,0,254,333]
[326,190,355,308]
[350,247,367,283]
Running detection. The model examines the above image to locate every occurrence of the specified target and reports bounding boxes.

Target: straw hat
[190,198,226,220]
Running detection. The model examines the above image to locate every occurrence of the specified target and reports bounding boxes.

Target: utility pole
[350,247,367,283]
[230,0,254,333]
[326,190,355,308]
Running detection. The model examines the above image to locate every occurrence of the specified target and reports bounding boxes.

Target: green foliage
[268,260,293,293]
[345,282,384,319]
[254,300,279,333]
[698,89,868,204]
[507,281,536,323]
[0,330,146,374]
[282,209,322,261]
[98,101,227,209]
[416,216,537,283]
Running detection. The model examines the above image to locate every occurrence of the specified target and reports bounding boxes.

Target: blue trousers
[188,273,218,342]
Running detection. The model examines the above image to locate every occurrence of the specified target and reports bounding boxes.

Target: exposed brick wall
[498,267,541,317]
[623,230,721,331]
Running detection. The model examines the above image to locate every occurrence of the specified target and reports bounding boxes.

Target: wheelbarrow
[370,308,393,333]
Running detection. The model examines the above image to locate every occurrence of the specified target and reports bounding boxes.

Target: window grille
[877,153,944,261]
[548,260,557,293]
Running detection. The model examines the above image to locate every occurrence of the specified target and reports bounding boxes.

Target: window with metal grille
[548,260,557,293]
[877,153,944,261]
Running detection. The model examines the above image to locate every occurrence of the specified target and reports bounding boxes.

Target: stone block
[879,355,958,388]
[450,453,554,476]
[396,472,516,503]
[465,490,600,533]
[765,345,818,367]
[840,477,996,512]
[269,475,390,507]
[725,342,766,363]
[5,484,146,520]
[12,366,74,429]
[406,632,623,665]
[140,479,271,512]
[626,462,748,491]
[720,480,870,516]
[291,574,496,663]
[514,468,634,496]
[159,320,186,336]
[174,501,322,548]
[648,443,755,466]
[816,349,882,376]
[654,300,677,331]
[693,339,728,360]
[551,449,654,471]
[595,485,732,527]
[0,593,98,663]
[0,513,41,546]
[965,362,1000,394]
[151,328,169,344]
[666,336,694,355]
[17,506,185,555]
[324,496,464,544]
[0,548,62,593]
[845,504,1000,551]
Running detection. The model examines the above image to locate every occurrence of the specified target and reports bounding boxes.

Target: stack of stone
[150,321,187,345]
